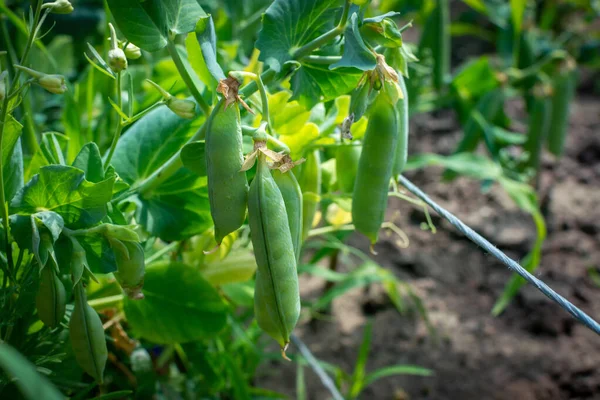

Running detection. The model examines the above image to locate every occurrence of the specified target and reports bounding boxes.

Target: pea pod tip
[281,343,291,362]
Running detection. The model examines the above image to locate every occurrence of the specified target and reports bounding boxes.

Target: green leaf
[10,211,63,267]
[202,249,257,286]
[405,153,503,181]
[331,13,377,71]
[185,15,225,93]
[451,56,498,102]
[124,261,228,344]
[107,0,206,52]
[363,365,433,387]
[349,321,373,398]
[112,106,211,241]
[180,141,207,176]
[221,281,254,308]
[10,165,115,229]
[112,106,198,185]
[510,0,526,36]
[72,143,104,183]
[256,0,341,71]
[0,343,63,400]
[291,63,362,109]
[3,116,24,202]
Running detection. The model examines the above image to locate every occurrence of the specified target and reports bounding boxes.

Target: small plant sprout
[13,65,67,94]
[146,79,197,119]
[41,0,74,14]
[108,23,127,73]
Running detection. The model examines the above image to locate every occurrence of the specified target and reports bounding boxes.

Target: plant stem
[87,294,124,311]
[291,0,351,60]
[166,39,210,116]
[104,72,123,171]
[302,55,342,64]
[0,75,13,277]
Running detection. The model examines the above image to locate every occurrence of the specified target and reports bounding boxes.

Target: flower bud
[39,74,67,94]
[123,43,141,60]
[108,23,127,73]
[167,97,196,119]
[108,48,127,72]
[42,0,73,14]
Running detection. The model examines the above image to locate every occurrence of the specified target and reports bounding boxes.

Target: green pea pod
[349,82,371,121]
[352,94,398,245]
[297,150,321,241]
[524,85,551,175]
[393,74,409,177]
[248,154,300,355]
[335,144,361,194]
[547,60,577,157]
[111,239,145,300]
[70,282,107,384]
[206,102,249,244]
[272,170,303,263]
[35,263,66,328]
[433,0,450,90]
[444,89,505,180]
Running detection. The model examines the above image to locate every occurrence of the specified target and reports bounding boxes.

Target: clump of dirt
[256,96,600,399]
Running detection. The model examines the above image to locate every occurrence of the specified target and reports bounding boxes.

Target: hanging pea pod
[35,262,66,328]
[272,170,303,263]
[297,151,321,241]
[248,152,300,358]
[70,281,107,384]
[206,101,249,245]
[523,83,552,179]
[432,0,450,90]
[547,58,578,157]
[335,144,361,194]
[110,239,145,299]
[392,74,409,177]
[352,93,399,246]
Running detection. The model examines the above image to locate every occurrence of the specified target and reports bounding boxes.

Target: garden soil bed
[257,94,600,400]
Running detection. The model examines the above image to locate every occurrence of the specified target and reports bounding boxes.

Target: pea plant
[0,0,598,399]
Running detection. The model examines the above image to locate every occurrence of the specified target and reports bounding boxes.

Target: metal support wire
[291,334,344,400]
[398,175,600,336]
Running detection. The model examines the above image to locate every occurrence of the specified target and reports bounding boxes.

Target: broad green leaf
[510,0,526,36]
[124,261,228,343]
[268,92,312,135]
[0,343,63,400]
[292,64,362,109]
[107,0,206,52]
[256,0,341,70]
[112,106,199,185]
[72,143,104,183]
[133,172,212,241]
[280,122,320,157]
[3,116,24,202]
[202,249,257,286]
[112,97,210,241]
[180,141,207,176]
[405,153,503,181]
[331,13,377,71]
[10,165,115,229]
[451,57,498,102]
[221,281,254,308]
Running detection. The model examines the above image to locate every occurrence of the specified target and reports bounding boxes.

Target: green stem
[87,294,124,311]
[103,72,123,171]
[145,241,179,264]
[302,55,342,64]
[291,0,351,60]
[231,71,271,127]
[124,101,164,126]
[0,75,13,277]
[12,5,50,86]
[166,39,210,116]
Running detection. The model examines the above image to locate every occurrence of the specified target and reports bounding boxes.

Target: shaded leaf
[124,261,228,343]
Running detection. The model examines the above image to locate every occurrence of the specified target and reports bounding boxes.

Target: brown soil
[257,95,600,399]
